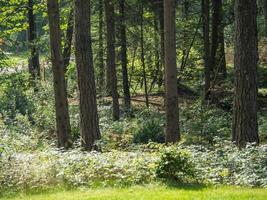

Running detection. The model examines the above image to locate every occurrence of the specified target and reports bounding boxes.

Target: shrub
[133,119,164,144]
[155,146,196,182]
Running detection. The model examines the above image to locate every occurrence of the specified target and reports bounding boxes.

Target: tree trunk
[47,0,72,148]
[232,0,259,147]
[164,0,180,143]
[158,6,164,90]
[119,0,131,111]
[140,4,149,108]
[28,0,40,83]
[74,0,101,151]
[63,7,74,73]
[210,0,226,83]
[98,0,105,93]
[202,0,211,99]
[264,0,267,37]
[105,0,120,120]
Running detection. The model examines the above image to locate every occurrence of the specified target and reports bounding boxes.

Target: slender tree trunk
[158,4,164,90]
[164,0,180,143]
[232,0,259,147]
[47,0,72,148]
[140,4,149,108]
[98,0,105,93]
[105,0,120,120]
[119,0,131,111]
[28,0,40,83]
[210,0,226,83]
[74,0,101,151]
[150,14,161,92]
[202,0,211,99]
[264,0,267,37]
[63,7,74,73]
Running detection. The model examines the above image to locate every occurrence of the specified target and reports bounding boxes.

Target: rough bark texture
[105,0,120,120]
[28,0,40,82]
[264,0,267,37]
[63,7,74,73]
[202,0,211,98]
[164,0,180,143]
[232,0,259,147]
[119,0,131,110]
[210,0,226,83]
[98,0,105,92]
[140,4,149,108]
[47,0,72,148]
[74,0,101,151]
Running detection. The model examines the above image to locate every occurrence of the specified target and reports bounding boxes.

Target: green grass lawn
[2,185,267,200]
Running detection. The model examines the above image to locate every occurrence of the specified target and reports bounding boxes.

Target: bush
[155,146,196,182]
[133,119,164,144]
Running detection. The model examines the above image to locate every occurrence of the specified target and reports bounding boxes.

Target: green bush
[155,146,196,182]
[133,119,164,144]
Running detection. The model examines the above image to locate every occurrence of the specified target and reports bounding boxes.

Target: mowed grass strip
[2,185,267,200]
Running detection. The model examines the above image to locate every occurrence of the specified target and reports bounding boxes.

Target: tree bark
[210,0,226,83]
[105,0,120,120]
[74,0,101,151]
[164,0,180,143]
[28,0,40,83]
[47,0,72,148]
[232,0,259,147]
[119,0,131,111]
[98,0,105,93]
[140,4,149,108]
[63,7,74,73]
[264,0,267,37]
[202,0,211,99]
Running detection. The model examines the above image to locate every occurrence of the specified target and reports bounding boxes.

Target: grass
[2,185,267,200]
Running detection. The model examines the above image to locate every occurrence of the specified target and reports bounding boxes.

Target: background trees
[0,0,265,150]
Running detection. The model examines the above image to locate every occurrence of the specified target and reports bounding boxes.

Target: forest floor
[2,185,267,200]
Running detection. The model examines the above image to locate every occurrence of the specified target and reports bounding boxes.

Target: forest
[0,0,267,199]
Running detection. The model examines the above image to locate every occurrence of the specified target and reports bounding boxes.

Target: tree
[47,0,72,148]
[232,0,259,147]
[119,0,131,111]
[28,0,40,83]
[63,7,74,73]
[105,0,120,120]
[74,0,101,151]
[98,0,105,93]
[264,0,267,37]
[164,0,180,143]
[140,3,149,108]
[210,0,226,83]
[202,0,211,99]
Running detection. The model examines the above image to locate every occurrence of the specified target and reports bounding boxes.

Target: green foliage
[181,100,231,145]
[0,72,34,123]
[133,118,164,144]
[155,147,196,183]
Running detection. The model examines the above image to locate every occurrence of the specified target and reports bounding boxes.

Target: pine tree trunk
[232,0,259,147]
[210,0,226,83]
[74,0,101,151]
[119,0,131,111]
[47,0,72,148]
[140,4,149,108]
[164,0,180,143]
[63,7,74,73]
[202,0,211,99]
[28,0,40,83]
[105,0,120,120]
[264,0,267,37]
[98,0,105,93]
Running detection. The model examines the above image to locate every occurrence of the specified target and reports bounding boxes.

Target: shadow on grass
[162,180,208,191]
